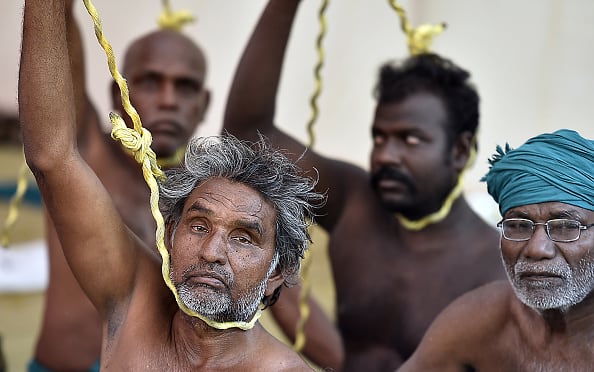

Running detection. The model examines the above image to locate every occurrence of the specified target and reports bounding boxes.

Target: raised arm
[20,0,138,317]
[223,1,349,368]
[223,0,367,230]
[223,0,300,144]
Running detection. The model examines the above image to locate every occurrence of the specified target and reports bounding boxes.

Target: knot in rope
[109,113,164,181]
[388,0,446,55]
[158,0,195,32]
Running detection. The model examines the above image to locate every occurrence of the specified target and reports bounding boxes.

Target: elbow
[22,134,77,177]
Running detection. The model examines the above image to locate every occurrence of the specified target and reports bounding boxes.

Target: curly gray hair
[159,135,324,306]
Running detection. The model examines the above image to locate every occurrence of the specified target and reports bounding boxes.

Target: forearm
[20,0,77,172]
[223,0,301,139]
[19,0,136,314]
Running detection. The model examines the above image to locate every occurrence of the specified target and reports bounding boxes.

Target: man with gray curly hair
[19,0,322,366]
[160,135,323,323]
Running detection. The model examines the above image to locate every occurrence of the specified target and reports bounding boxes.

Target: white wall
[2,0,593,221]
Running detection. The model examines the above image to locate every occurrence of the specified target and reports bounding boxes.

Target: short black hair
[374,53,480,145]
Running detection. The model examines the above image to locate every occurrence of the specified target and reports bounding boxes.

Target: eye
[136,74,161,92]
[231,235,253,245]
[176,79,201,96]
[372,131,386,146]
[404,134,421,146]
[191,224,208,233]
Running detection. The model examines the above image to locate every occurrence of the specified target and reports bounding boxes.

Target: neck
[396,174,465,231]
[172,310,262,366]
[157,146,186,169]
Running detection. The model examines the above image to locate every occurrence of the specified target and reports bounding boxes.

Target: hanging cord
[293,0,330,353]
[1,160,30,248]
[388,0,446,56]
[387,0,475,230]
[397,144,477,230]
[157,0,195,32]
[81,0,261,330]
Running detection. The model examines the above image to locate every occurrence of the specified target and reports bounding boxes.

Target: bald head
[112,29,211,160]
[123,29,207,77]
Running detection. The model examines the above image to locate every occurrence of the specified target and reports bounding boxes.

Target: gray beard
[172,253,279,323]
[505,254,594,311]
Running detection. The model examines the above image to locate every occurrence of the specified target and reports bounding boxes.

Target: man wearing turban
[398,129,594,371]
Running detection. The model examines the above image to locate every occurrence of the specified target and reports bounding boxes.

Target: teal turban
[482,129,594,216]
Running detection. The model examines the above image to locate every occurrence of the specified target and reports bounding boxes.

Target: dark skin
[19,0,311,370]
[399,203,594,371]
[31,1,210,370]
[29,1,339,369]
[223,1,505,370]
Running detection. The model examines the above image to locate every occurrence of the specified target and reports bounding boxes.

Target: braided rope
[1,159,30,248]
[82,0,260,330]
[388,0,446,56]
[158,0,195,32]
[396,143,477,230]
[293,0,330,353]
[386,0,471,231]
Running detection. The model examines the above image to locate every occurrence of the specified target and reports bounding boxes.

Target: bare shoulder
[245,329,315,371]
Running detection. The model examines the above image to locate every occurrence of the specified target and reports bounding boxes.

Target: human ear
[264,267,285,297]
[451,131,474,172]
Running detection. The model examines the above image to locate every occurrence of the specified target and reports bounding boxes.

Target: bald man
[399,129,594,371]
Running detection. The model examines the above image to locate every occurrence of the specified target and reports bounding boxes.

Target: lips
[186,272,228,289]
[147,119,183,135]
[516,271,565,288]
[376,178,409,191]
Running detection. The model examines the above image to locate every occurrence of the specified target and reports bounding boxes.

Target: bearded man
[399,129,594,371]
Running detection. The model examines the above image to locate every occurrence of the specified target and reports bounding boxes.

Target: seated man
[19,0,322,370]
[399,129,594,371]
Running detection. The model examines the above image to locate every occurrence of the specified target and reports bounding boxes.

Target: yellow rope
[293,0,330,353]
[157,0,195,32]
[1,159,30,248]
[304,0,329,149]
[82,0,260,331]
[396,141,477,230]
[386,0,467,230]
[388,0,446,56]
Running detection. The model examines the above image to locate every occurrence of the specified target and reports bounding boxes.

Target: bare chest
[329,218,501,358]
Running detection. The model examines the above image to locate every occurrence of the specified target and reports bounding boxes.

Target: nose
[521,224,556,260]
[158,81,178,109]
[199,230,228,265]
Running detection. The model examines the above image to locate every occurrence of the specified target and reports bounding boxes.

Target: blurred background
[1,0,593,370]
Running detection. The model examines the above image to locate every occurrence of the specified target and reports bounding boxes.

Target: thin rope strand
[1,159,30,248]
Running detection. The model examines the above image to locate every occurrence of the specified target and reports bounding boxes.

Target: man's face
[501,202,594,311]
[115,32,210,159]
[168,177,282,323]
[370,92,460,219]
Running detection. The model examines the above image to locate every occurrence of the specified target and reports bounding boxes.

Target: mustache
[181,262,233,288]
[514,260,570,278]
[146,118,186,133]
[370,166,416,191]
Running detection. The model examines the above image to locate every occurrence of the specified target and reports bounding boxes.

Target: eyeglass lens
[501,219,581,242]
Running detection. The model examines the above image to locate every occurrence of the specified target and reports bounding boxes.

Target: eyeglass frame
[497,218,594,243]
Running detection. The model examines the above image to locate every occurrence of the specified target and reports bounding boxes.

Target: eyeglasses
[497,218,594,243]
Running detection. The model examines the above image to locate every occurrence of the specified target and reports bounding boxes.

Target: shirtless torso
[399,280,594,372]
[222,1,505,369]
